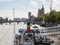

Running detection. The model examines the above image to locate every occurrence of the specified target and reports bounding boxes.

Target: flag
[27,21,30,32]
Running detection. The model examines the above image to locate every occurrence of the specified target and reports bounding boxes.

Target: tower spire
[42,5,44,10]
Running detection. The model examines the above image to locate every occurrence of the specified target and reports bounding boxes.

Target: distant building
[14,18,20,22]
[28,12,35,23]
[30,15,35,23]
[28,12,31,20]
[20,18,27,22]
[38,5,44,17]
[0,17,2,21]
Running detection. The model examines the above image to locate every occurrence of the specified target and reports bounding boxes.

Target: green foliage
[36,10,60,24]
[35,16,43,21]
[56,11,60,23]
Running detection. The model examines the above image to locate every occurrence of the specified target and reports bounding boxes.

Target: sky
[0,0,60,19]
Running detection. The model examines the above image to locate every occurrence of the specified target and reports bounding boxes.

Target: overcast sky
[0,0,60,19]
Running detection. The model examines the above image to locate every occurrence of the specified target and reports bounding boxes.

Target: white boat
[14,24,54,45]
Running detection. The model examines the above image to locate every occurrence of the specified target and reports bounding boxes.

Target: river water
[0,22,60,45]
[0,22,27,45]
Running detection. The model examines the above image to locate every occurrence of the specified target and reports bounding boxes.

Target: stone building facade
[38,5,44,17]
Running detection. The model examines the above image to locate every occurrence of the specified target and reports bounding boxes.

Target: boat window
[19,30,24,34]
[23,30,35,36]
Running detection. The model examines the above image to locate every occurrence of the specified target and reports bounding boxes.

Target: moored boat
[14,22,54,45]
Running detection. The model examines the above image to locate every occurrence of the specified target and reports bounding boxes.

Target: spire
[42,5,44,10]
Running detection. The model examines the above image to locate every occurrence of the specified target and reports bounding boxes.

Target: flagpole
[12,8,15,45]
[13,8,15,35]
[50,0,53,26]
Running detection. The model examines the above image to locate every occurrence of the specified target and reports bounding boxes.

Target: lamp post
[42,16,45,24]
[13,8,16,45]
[50,0,53,26]
[13,8,15,35]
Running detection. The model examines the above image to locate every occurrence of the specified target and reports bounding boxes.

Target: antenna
[50,0,52,11]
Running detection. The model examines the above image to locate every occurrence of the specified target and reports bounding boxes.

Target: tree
[35,10,60,25]
[35,16,43,21]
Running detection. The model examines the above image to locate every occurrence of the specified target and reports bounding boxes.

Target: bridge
[0,20,27,25]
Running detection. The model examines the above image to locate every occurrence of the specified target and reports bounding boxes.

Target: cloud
[51,0,60,10]
[21,6,26,9]
[43,0,60,13]
[37,0,45,5]
[0,0,60,18]
[29,0,38,8]
[0,9,38,19]
[0,0,13,1]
